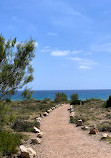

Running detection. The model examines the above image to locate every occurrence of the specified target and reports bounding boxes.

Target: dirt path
[31,104,111,158]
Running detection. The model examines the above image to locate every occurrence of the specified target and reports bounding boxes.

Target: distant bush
[12,119,40,132]
[70,100,80,105]
[105,95,111,108]
[86,98,102,102]
[43,98,51,103]
[70,93,79,101]
[0,131,21,156]
[54,93,67,103]
[98,121,111,132]
[70,93,81,105]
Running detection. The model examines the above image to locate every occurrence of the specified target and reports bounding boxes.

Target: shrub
[105,95,111,108]
[12,118,40,132]
[0,131,21,156]
[54,92,67,103]
[70,115,87,124]
[70,93,79,101]
[98,122,111,132]
[70,100,80,105]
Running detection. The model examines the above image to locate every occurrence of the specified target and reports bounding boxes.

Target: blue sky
[1,0,111,90]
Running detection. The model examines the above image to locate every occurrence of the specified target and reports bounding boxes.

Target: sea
[11,89,111,101]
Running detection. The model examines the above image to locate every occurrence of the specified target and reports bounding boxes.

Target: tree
[70,93,79,101]
[0,34,35,99]
[22,87,33,100]
[54,92,67,102]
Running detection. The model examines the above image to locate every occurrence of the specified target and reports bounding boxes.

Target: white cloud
[68,57,98,69]
[79,65,91,69]
[40,47,82,56]
[48,32,57,36]
[51,50,70,56]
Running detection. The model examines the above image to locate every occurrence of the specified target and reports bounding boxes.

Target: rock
[43,112,48,116]
[70,108,74,113]
[40,113,44,118]
[70,112,75,117]
[101,133,109,139]
[51,107,55,110]
[35,117,41,123]
[89,127,98,134]
[76,119,83,126]
[33,126,40,133]
[37,132,43,138]
[81,125,88,130]
[46,109,50,113]
[31,138,41,144]
[20,145,36,158]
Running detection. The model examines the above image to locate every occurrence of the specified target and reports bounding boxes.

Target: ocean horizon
[11,89,111,101]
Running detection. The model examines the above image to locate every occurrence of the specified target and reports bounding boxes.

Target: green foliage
[105,95,111,108]
[70,93,79,101]
[70,100,80,105]
[54,92,67,102]
[22,88,33,100]
[0,34,35,99]
[43,98,51,103]
[86,98,102,102]
[70,93,80,105]
[12,118,40,132]
[0,102,15,128]
[98,121,111,132]
[0,131,21,156]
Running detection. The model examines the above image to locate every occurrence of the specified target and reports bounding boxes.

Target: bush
[70,100,80,105]
[86,98,102,102]
[105,95,111,108]
[98,122,111,132]
[54,93,67,103]
[0,131,21,156]
[12,118,40,132]
[70,93,79,101]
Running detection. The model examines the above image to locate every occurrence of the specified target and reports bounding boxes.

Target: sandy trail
[31,104,111,158]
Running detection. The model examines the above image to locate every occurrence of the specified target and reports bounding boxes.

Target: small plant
[0,131,21,156]
[12,118,40,132]
[54,92,67,103]
[98,121,111,132]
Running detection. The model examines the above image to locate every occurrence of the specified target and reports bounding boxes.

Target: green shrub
[0,131,21,156]
[105,95,111,108]
[98,122,111,132]
[86,98,102,102]
[70,93,79,101]
[70,115,87,124]
[54,93,67,103]
[70,100,80,105]
[12,119,40,132]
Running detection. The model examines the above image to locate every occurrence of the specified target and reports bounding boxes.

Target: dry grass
[72,100,111,129]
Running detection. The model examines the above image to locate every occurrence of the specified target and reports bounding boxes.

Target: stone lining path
[31,104,111,158]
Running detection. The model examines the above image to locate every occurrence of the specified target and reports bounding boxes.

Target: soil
[28,104,111,158]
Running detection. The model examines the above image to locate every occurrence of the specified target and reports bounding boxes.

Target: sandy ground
[29,104,111,158]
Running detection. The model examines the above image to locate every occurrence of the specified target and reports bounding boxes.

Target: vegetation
[0,131,21,156]
[22,88,33,100]
[70,93,80,105]
[105,95,111,108]
[0,34,35,100]
[54,92,67,102]
[70,93,79,101]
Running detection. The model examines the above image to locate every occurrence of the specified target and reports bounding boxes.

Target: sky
[1,0,111,90]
